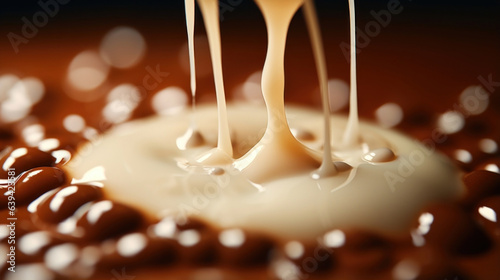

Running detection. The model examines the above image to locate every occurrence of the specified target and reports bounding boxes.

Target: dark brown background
[0,0,499,125]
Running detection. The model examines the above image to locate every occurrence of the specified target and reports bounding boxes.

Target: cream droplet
[210,167,225,176]
[363,148,396,163]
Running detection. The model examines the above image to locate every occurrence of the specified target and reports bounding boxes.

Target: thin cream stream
[177,0,206,151]
[343,0,361,147]
[196,0,233,163]
[185,0,196,104]
[303,0,337,178]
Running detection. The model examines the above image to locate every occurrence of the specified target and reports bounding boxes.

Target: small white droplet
[323,229,345,248]
[272,259,301,280]
[5,264,54,280]
[460,85,489,115]
[117,233,148,257]
[437,111,464,134]
[327,79,349,112]
[375,103,404,128]
[3,147,28,170]
[22,124,45,146]
[107,84,141,109]
[417,212,434,235]
[207,168,224,176]
[0,225,9,240]
[67,50,110,94]
[80,246,101,267]
[178,230,200,247]
[38,138,60,152]
[0,74,19,102]
[82,127,100,141]
[50,186,79,212]
[100,27,146,69]
[19,231,51,255]
[63,115,86,133]
[14,77,45,105]
[152,217,178,238]
[57,217,79,235]
[484,163,500,174]
[393,259,420,280]
[479,138,498,154]
[410,230,425,247]
[152,87,188,115]
[363,148,396,163]
[284,241,304,259]
[478,206,497,223]
[87,201,113,224]
[454,149,473,164]
[218,229,245,248]
[45,243,79,271]
[190,269,225,280]
[1,98,31,123]
[51,150,72,165]
[102,100,133,124]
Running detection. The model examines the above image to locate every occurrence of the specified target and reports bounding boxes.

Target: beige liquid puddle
[67,0,464,239]
[69,104,464,238]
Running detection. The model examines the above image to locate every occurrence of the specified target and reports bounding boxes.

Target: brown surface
[1,1,500,279]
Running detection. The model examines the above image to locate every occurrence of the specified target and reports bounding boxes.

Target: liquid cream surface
[67,104,463,239]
